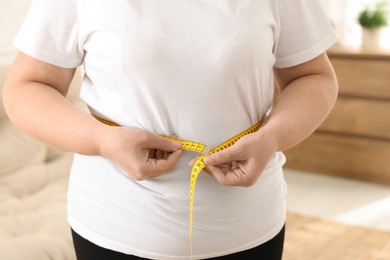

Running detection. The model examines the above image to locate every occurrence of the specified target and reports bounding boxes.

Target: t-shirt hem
[274,32,338,68]
[193,219,286,259]
[68,212,286,260]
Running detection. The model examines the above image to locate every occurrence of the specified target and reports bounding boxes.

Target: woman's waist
[92,112,265,150]
[69,151,285,200]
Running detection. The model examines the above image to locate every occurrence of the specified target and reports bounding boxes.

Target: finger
[231,160,238,170]
[149,149,157,159]
[163,151,170,159]
[204,165,228,182]
[156,149,164,159]
[146,134,182,152]
[205,163,248,186]
[188,155,201,166]
[145,150,183,175]
[203,148,236,166]
[162,134,178,159]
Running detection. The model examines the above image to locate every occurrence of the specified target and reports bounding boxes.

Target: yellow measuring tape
[94,116,264,257]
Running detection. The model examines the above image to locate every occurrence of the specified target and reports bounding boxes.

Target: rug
[283,212,390,260]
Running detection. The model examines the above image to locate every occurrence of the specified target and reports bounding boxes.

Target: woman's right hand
[98,125,183,181]
[3,52,182,181]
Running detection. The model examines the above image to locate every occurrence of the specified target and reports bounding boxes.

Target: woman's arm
[2,52,182,180]
[202,52,338,186]
[264,52,338,151]
[3,52,104,154]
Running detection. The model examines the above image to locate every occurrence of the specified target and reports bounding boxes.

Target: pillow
[0,121,47,177]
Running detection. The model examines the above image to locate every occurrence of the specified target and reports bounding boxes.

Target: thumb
[203,149,233,165]
[148,134,182,151]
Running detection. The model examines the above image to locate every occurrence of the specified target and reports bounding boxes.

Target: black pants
[71,225,285,260]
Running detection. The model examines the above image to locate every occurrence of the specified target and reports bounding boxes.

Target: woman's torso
[68,1,287,259]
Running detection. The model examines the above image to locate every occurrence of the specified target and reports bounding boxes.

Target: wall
[321,0,390,48]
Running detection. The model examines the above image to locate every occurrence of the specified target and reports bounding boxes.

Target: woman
[2,0,338,259]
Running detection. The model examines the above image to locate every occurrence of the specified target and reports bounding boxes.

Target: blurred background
[321,0,390,48]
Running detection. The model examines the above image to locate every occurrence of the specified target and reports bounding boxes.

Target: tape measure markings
[159,135,205,153]
[186,119,263,256]
[93,116,264,258]
[92,117,206,153]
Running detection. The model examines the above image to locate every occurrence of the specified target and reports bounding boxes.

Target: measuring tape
[94,116,264,257]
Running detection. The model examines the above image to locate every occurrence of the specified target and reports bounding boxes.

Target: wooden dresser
[283,46,390,185]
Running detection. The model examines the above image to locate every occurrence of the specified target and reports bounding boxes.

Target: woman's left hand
[190,129,278,187]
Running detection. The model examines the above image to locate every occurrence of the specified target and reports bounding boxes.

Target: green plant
[358,2,389,29]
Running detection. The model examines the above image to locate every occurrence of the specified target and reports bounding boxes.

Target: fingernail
[173,142,182,149]
[203,156,212,164]
[188,159,194,166]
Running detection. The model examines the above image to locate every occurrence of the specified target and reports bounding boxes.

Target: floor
[283,168,390,232]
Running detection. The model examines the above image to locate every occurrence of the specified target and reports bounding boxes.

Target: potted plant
[358,2,389,48]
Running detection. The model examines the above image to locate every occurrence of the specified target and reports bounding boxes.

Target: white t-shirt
[14,0,337,259]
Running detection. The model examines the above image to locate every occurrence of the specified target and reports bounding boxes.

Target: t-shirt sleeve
[13,0,83,68]
[274,0,338,68]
